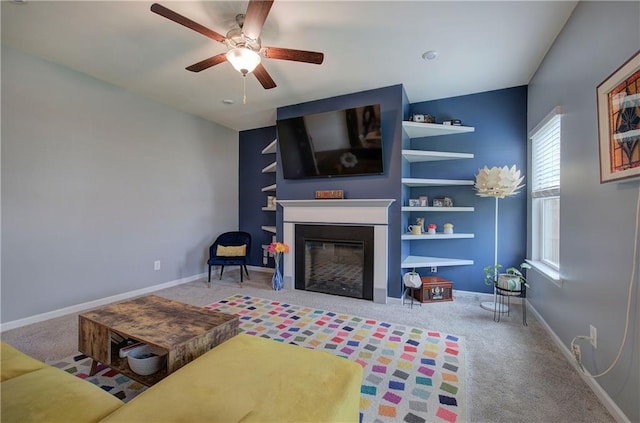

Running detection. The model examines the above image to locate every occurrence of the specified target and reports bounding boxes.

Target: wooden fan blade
[186,53,228,72]
[253,63,277,89]
[151,3,226,44]
[262,47,324,64]
[243,0,274,40]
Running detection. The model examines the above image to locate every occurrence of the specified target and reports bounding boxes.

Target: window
[530,107,561,274]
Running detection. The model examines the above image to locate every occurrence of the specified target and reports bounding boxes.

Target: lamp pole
[480,196,509,313]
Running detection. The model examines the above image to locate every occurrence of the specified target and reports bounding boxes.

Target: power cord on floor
[571,184,639,378]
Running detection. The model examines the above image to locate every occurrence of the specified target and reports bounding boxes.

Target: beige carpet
[1,269,614,423]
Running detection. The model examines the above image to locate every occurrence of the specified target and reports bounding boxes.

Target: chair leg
[219,266,224,280]
[244,265,250,280]
[240,266,244,287]
[207,265,211,288]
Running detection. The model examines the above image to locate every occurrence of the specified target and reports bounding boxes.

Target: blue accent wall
[276,84,405,297]
[238,125,277,267]
[407,86,528,293]
[238,85,528,296]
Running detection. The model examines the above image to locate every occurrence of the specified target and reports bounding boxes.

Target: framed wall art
[597,50,640,183]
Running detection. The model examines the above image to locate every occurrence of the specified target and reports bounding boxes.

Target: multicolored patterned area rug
[49,355,148,400]
[52,294,466,423]
[206,295,466,423]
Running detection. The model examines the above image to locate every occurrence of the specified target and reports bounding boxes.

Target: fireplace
[278,199,394,303]
[295,225,374,300]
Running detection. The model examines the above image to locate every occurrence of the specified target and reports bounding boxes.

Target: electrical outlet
[590,325,597,349]
[154,260,161,271]
[430,266,437,273]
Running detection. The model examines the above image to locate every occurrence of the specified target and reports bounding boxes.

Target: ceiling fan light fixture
[226,47,261,75]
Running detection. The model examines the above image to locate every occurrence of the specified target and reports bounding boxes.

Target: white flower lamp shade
[474,165,525,314]
[474,165,524,198]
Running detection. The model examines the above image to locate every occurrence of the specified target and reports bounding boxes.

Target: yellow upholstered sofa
[1,334,363,423]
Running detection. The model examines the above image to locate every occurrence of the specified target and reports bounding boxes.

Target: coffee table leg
[89,359,99,376]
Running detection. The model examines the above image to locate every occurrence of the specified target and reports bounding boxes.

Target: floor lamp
[474,165,524,313]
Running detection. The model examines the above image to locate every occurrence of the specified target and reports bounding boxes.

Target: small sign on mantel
[315,190,344,199]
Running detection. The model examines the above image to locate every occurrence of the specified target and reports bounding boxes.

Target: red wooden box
[413,276,453,303]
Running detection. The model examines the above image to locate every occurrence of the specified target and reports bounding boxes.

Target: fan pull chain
[243,75,247,105]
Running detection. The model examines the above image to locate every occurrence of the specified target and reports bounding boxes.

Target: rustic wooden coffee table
[78,295,238,386]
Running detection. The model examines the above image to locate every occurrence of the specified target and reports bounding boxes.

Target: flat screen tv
[276,104,383,179]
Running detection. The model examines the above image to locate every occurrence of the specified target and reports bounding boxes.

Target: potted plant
[483,262,531,296]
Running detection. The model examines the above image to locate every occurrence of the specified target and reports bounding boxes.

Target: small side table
[402,285,421,308]
[494,285,527,326]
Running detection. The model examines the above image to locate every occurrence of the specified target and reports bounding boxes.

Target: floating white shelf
[261,226,276,233]
[401,206,474,212]
[402,178,474,187]
[261,207,276,212]
[261,139,277,155]
[261,184,276,192]
[402,150,474,162]
[401,233,475,240]
[402,121,475,138]
[400,120,475,271]
[401,255,474,268]
[261,161,276,173]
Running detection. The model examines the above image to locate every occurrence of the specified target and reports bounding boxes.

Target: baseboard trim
[527,303,630,423]
[246,265,275,274]
[0,273,206,333]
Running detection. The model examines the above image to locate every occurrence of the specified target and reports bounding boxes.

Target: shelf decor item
[443,223,454,234]
[408,224,422,235]
[267,196,276,208]
[474,165,525,313]
[267,241,289,291]
[315,190,344,199]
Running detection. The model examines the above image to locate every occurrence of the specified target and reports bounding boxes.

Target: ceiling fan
[150,1,324,91]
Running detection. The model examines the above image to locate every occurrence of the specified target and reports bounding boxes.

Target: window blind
[531,113,561,198]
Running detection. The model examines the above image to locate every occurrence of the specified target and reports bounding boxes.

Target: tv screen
[276,104,383,179]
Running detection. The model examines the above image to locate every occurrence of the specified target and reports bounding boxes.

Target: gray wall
[527,2,639,421]
[1,46,239,323]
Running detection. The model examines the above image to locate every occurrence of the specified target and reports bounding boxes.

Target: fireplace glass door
[295,225,374,300]
[304,240,364,298]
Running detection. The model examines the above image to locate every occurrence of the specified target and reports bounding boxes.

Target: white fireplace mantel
[278,198,395,303]
[278,199,394,226]
[278,199,395,208]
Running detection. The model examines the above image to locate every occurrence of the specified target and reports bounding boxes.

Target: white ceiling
[1,1,577,132]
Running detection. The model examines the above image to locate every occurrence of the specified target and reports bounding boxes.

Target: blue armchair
[207,231,252,287]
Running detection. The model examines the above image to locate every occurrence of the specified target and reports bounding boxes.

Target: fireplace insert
[295,225,374,300]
